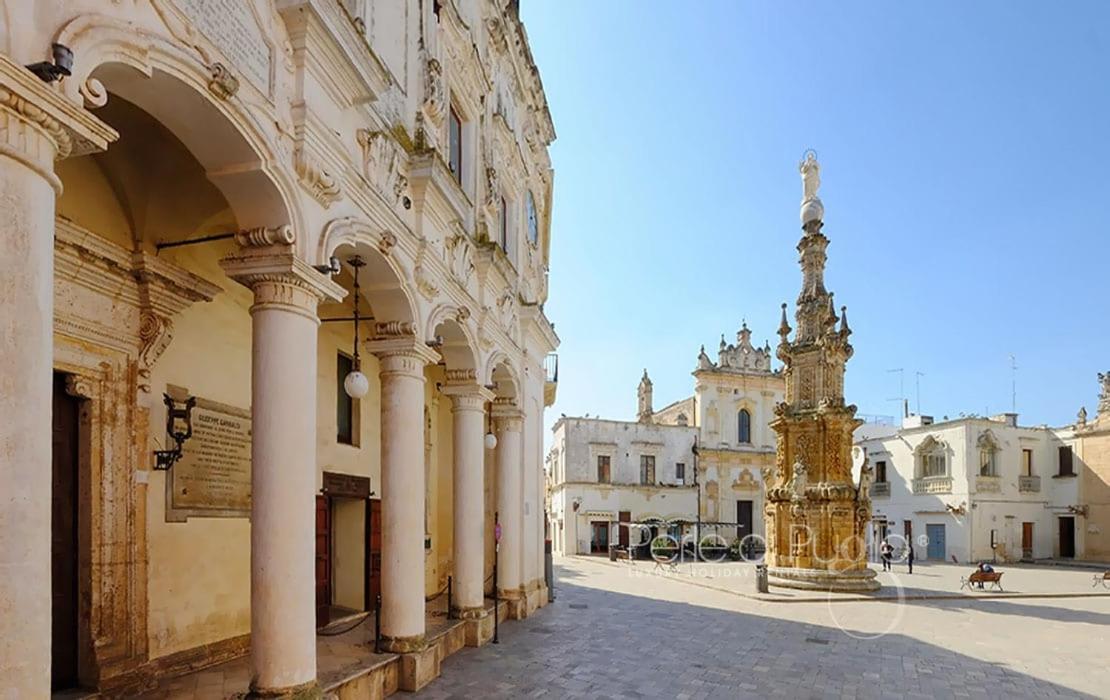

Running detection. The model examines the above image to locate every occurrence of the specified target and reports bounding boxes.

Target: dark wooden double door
[315,495,381,626]
[52,373,81,690]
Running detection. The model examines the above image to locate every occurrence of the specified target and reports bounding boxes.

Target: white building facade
[547,323,784,555]
[546,415,698,555]
[858,414,1085,564]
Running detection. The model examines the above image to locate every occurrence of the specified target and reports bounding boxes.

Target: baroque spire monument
[763,152,880,591]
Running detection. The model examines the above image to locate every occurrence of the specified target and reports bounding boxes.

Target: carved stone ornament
[445,233,475,287]
[414,265,439,301]
[357,129,408,205]
[235,225,296,247]
[378,230,398,256]
[294,148,342,207]
[496,292,516,330]
[422,56,446,126]
[207,62,240,100]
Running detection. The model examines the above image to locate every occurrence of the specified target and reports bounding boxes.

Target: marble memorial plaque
[167,391,251,520]
[173,0,273,95]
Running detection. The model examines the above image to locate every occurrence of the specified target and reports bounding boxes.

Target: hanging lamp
[342,256,370,399]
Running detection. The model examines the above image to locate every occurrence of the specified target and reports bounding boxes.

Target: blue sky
[519,2,1109,435]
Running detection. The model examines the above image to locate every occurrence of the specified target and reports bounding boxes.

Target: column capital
[492,399,523,431]
[0,55,118,193]
[441,373,495,410]
[220,243,346,319]
[367,334,440,378]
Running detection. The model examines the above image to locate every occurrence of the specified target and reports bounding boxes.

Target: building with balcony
[856,412,1087,564]
[0,1,558,696]
[546,322,784,555]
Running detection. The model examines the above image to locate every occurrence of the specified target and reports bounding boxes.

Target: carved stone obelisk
[764,152,879,592]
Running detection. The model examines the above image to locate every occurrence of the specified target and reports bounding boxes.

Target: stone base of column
[497,586,527,620]
[380,633,426,654]
[397,645,440,693]
[463,613,495,648]
[523,578,546,617]
[246,679,321,699]
[768,566,880,592]
[450,604,488,621]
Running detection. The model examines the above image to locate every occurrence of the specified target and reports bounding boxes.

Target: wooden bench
[960,571,1004,591]
[1093,571,1110,589]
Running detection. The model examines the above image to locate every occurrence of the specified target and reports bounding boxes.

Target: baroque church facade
[0,0,557,696]
[546,323,784,555]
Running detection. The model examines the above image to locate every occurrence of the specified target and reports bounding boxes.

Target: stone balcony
[1019,475,1042,493]
[975,475,1001,494]
[912,476,953,495]
[870,481,890,497]
[543,352,559,407]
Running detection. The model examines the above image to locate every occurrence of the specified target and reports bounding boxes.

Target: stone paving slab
[589,556,1110,603]
[423,557,1110,699]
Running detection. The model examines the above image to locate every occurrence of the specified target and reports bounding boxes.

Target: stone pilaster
[366,334,440,654]
[0,54,115,696]
[221,241,345,696]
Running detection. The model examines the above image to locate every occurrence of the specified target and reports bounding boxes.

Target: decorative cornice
[0,53,117,191]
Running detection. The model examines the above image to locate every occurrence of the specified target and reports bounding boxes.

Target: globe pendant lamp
[343,256,370,399]
[484,410,498,450]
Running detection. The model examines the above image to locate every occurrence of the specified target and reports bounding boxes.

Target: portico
[0,0,558,696]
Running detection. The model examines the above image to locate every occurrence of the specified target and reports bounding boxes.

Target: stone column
[222,240,345,695]
[442,380,495,619]
[0,56,115,695]
[368,333,439,653]
[494,404,524,609]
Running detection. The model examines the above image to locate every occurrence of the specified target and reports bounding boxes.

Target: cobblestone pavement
[422,557,1110,699]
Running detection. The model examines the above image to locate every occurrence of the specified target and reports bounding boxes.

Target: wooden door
[736,500,753,542]
[1022,522,1034,560]
[315,495,331,626]
[366,499,382,608]
[926,524,946,560]
[591,522,609,553]
[1059,517,1075,558]
[52,373,80,690]
[618,511,631,548]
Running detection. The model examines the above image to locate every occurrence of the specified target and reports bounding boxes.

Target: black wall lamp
[154,393,196,471]
[26,43,73,83]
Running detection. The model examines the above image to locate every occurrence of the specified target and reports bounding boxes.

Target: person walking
[906,544,915,574]
[880,539,892,572]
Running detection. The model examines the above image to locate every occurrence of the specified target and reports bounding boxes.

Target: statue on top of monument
[799,150,824,226]
[1099,371,1110,416]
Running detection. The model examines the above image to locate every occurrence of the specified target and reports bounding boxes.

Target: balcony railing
[870,481,890,497]
[544,352,559,383]
[1019,475,1041,493]
[912,476,953,495]
[543,352,559,407]
[975,475,1001,493]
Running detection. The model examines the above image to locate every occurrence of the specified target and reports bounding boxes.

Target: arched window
[915,436,948,478]
[738,409,751,444]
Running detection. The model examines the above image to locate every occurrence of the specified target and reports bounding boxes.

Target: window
[875,460,887,483]
[979,449,996,477]
[640,455,656,485]
[1058,445,1074,476]
[675,462,686,484]
[448,106,463,185]
[336,352,356,445]
[597,455,610,484]
[526,190,539,245]
[1022,449,1033,477]
[499,195,509,252]
[916,437,948,478]
[738,409,751,444]
[922,453,947,477]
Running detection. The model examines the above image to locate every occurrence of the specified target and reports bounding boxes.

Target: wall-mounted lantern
[153,393,196,471]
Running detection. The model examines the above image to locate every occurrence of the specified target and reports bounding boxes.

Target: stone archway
[46,45,304,691]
